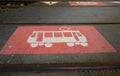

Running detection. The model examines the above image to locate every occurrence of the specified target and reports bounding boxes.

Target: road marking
[0,26,116,54]
[41,1,60,5]
[69,1,107,6]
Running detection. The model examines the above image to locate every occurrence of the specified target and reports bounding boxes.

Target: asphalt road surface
[0,1,120,74]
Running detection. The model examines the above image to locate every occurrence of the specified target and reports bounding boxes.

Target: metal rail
[0,66,120,72]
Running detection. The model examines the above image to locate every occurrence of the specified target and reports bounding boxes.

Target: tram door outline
[27,31,88,48]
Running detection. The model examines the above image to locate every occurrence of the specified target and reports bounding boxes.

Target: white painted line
[41,1,60,5]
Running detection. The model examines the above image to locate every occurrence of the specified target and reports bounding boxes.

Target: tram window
[31,32,36,37]
[37,33,43,41]
[77,32,82,37]
[45,32,52,37]
[54,32,62,37]
[64,32,72,37]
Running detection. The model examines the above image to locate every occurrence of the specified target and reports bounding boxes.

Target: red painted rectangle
[45,32,52,37]
[69,1,107,6]
[64,32,72,37]
[54,32,62,37]
[0,26,116,54]
[37,33,43,42]
[73,32,79,41]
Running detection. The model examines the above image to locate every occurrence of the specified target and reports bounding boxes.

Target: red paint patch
[0,26,116,54]
[45,32,52,37]
[69,1,106,6]
[64,32,72,37]
[37,33,43,42]
[54,32,62,37]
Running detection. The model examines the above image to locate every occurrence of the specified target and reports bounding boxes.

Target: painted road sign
[41,1,60,5]
[69,1,106,6]
[0,26,116,54]
[27,30,88,48]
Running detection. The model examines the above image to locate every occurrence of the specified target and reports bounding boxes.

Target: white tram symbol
[27,30,88,48]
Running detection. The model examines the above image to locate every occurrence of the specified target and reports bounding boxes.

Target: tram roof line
[33,30,81,33]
